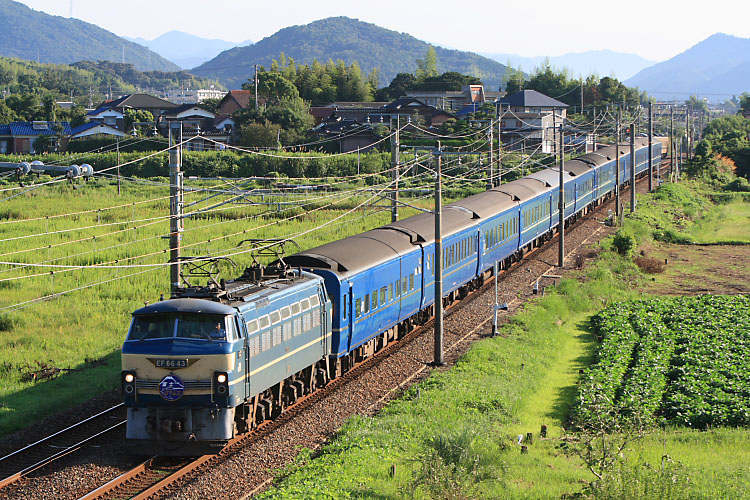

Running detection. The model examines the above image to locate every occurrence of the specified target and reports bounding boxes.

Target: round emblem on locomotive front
[159,374,185,401]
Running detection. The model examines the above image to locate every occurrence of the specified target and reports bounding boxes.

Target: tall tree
[416,46,438,80]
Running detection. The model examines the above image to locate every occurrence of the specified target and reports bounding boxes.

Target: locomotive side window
[291,302,301,315]
[301,298,311,311]
[310,294,320,307]
[246,319,259,335]
[280,306,291,320]
[270,311,281,324]
[259,315,270,329]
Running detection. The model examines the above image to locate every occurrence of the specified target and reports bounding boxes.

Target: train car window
[246,319,259,335]
[372,291,378,310]
[343,298,348,320]
[310,295,320,307]
[270,311,281,325]
[301,298,311,311]
[402,276,408,294]
[409,273,415,290]
[291,302,301,315]
[282,322,292,341]
[364,294,370,313]
[272,326,282,346]
[395,280,401,297]
[380,286,387,304]
[355,298,362,318]
[259,315,270,330]
[388,283,394,302]
[280,306,291,320]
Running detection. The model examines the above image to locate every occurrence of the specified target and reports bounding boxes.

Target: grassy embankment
[255,179,750,499]
[0,175,472,436]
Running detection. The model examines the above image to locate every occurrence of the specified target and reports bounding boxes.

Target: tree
[739,92,750,114]
[42,94,57,122]
[686,95,708,114]
[416,46,438,80]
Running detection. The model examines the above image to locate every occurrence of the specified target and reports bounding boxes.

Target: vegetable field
[576,295,750,428]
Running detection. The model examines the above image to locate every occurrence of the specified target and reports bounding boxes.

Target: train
[121,138,662,455]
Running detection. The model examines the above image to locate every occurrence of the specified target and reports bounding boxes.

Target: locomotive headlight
[122,370,137,396]
[213,371,229,396]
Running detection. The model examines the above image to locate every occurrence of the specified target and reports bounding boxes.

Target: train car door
[475,229,483,276]
[345,281,353,353]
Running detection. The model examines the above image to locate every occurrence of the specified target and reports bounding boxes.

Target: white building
[165,88,228,105]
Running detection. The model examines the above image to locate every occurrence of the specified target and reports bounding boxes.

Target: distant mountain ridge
[482,50,656,81]
[624,33,750,100]
[0,0,178,71]
[125,31,253,70]
[192,17,509,90]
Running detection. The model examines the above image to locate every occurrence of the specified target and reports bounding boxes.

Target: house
[405,85,501,114]
[0,121,72,154]
[164,87,228,105]
[69,122,130,140]
[160,104,230,150]
[312,119,381,153]
[216,90,254,115]
[384,97,455,127]
[87,93,178,131]
[495,90,569,154]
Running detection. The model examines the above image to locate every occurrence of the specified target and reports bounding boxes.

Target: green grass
[683,199,750,244]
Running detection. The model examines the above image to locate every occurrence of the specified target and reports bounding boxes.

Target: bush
[612,231,636,257]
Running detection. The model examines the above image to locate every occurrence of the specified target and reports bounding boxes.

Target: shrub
[612,231,636,257]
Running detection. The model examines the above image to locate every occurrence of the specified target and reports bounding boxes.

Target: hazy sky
[14,0,750,62]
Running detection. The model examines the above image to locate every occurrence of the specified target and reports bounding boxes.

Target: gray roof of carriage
[447,189,516,219]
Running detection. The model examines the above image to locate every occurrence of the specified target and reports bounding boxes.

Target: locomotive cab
[122,299,245,455]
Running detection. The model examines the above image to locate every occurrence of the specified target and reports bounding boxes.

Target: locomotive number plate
[154,358,188,369]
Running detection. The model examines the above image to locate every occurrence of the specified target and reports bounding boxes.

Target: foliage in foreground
[575,295,750,429]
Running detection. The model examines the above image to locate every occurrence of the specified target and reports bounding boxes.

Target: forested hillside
[0,0,178,71]
[192,17,508,90]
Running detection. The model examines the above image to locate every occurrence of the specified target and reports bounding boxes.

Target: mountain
[125,31,252,70]
[482,50,656,81]
[624,33,750,100]
[192,17,509,90]
[0,0,178,72]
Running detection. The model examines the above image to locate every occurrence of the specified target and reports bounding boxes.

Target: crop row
[575,295,750,428]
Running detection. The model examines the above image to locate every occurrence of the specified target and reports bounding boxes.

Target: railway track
[0,404,126,491]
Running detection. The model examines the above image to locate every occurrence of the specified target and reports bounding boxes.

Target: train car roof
[491,178,547,202]
[385,207,478,244]
[132,298,236,316]
[285,230,405,278]
[526,168,574,187]
[576,151,610,167]
[563,159,593,176]
[447,189,516,219]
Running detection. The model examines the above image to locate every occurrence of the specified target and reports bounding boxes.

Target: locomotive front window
[129,314,235,341]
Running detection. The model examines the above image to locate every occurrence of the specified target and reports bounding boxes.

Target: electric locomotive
[121,261,332,455]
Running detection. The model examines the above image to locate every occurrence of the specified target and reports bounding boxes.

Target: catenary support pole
[433,144,444,367]
[630,125,636,213]
[169,125,183,297]
[391,114,400,222]
[558,125,565,267]
[615,110,621,217]
[648,102,653,192]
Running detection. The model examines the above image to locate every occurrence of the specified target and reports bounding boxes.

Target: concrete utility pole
[254,64,259,109]
[391,114,400,222]
[116,136,121,196]
[498,118,502,186]
[615,110,621,217]
[433,143,444,367]
[630,125,636,213]
[670,106,674,178]
[558,125,565,268]
[488,122,494,190]
[648,102,653,192]
[169,125,184,297]
[686,109,691,160]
